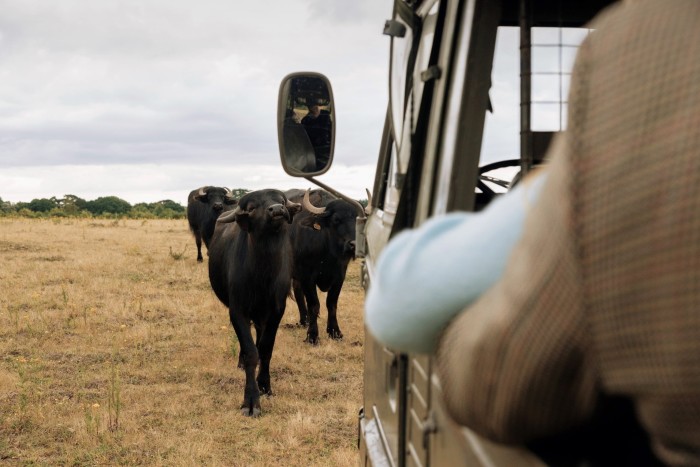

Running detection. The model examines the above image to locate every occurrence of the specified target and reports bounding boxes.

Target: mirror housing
[277,72,336,177]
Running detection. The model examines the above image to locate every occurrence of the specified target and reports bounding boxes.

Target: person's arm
[435,136,598,443]
[364,170,547,354]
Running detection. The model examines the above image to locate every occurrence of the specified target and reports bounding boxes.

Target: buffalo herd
[187,186,363,416]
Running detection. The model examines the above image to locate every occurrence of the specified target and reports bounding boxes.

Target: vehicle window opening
[476,23,590,210]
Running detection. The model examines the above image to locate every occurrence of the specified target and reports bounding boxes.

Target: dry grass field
[0,218,366,466]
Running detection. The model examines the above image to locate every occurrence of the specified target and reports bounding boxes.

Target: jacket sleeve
[364,171,547,354]
[435,132,598,443]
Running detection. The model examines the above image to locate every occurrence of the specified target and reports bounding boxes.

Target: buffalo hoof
[240,403,262,418]
[197,257,203,263]
[297,321,307,328]
[257,378,272,395]
[328,328,343,340]
[305,334,320,346]
[241,394,261,417]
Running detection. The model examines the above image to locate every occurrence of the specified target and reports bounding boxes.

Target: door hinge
[422,410,438,450]
[420,65,442,82]
[383,19,407,38]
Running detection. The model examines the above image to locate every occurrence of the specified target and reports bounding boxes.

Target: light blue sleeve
[364,172,547,354]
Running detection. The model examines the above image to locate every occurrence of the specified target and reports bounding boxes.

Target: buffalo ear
[216,210,237,224]
[234,211,251,231]
[286,201,302,223]
[299,212,329,229]
[299,216,319,229]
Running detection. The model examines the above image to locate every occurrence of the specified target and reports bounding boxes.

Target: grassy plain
[0,218,365,466]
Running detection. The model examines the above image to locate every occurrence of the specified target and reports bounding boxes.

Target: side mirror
[277,72,335,177]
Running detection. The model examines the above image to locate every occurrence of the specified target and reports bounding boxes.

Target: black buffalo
[187,186,237,262]
[208,189,301,417]
[286,188,359,344]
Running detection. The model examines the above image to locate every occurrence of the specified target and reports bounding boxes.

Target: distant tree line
[0,195,183,219]
[0,189,367,219]
[0,190,240,219]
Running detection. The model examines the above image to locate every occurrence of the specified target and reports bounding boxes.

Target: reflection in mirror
[277,73,335,176]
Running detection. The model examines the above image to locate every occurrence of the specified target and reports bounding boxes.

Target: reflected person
[301,104,331,171]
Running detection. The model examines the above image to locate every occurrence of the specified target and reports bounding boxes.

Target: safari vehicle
[277,0,617,465]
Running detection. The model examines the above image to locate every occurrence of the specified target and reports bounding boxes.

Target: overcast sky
[0,0,394,204]
[0,1,588,205]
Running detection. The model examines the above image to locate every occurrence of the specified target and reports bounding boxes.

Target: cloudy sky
[0,1,588,205]
[0,0,394,204]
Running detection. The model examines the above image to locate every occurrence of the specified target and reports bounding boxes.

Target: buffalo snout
[213,202,224,211]
[268,204,290,222]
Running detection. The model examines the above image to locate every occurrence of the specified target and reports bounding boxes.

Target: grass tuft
[168,245,188,261]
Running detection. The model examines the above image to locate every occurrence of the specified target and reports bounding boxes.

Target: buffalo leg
[301,280,321,345]
[292,279,308,326]
[256,307,284,395]
[254,322,262,347]
[237,321,257,369]
[195,232,204,262]
[325,280,344,340]
[229,307,260,417]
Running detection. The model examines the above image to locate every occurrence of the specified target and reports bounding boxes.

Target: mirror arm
[303,176,367,220]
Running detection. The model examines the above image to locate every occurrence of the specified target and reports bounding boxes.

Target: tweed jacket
[436,1,700,464]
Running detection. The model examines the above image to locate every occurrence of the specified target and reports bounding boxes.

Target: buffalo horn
[302,189,326,215]
[224,187,234,200]
[197,186,208,197]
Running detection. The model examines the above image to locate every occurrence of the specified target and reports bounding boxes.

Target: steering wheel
[477,159,522,196]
